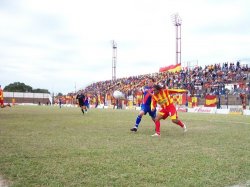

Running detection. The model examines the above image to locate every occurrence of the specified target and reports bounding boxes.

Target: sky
[0,0,250,94]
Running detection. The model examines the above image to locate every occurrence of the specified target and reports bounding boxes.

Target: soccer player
[130,77,157,132]
[76,92,86,114]
[0,85,11,108]
[84,96,89,113]
[58,97,62,108]
[150,84,187,137]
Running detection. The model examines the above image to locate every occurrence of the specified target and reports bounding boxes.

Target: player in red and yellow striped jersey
[150,84,187,136]
[0,85,3,107]
[0,85,11,108]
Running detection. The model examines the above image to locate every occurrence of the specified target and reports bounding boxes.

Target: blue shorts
[141,104,156,119]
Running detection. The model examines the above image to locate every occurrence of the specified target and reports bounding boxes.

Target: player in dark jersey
[130,77,156,132]
[76,92,86,114]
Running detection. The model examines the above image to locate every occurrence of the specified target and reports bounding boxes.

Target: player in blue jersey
[130,77,156,132]
[84,96,89,113]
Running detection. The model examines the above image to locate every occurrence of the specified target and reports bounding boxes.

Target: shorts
[158,104,178,120]
[141,104,156,119]
[78,102,85,107]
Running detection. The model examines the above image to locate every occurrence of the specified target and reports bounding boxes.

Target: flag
[172,94,186,105]
[204,95,216,107]
[188,96,197,108]
[159,63,181,73]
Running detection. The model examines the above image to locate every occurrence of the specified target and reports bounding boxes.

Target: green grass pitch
[0,106,249,186]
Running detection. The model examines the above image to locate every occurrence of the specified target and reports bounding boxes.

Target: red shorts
[158,104,178,120]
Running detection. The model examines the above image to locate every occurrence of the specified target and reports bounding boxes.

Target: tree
[3,82,50,93]
[4,82,32,92]
[32,89,50,94]
[57,93,63,97]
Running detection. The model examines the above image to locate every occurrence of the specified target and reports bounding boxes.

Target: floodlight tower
[172,13,182,65]
[112,40,117,81]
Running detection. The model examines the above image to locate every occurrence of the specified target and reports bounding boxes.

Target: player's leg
[0,100,4,108]
[149,108,158,132]
[83,105,87,113]
[151,112,163,136]
[130,107,146,132]
[80,104,84,114]
[151,107,168,136]
[169,105,187,132]
[84,102,88,112]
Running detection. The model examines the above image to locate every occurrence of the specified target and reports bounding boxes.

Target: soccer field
[0,106,249,187]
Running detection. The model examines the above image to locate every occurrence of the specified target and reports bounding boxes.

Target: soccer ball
[113,90,125,99]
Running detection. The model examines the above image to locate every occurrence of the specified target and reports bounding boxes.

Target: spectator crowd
[64,61,250,107]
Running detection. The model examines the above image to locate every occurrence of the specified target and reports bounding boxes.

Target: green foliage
[32,88,50,94]
[3,82,49,93]
[4,82,32,92]
[0,107,249,187]
[57,92,63,96]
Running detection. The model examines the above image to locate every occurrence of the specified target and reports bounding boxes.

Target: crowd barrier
[186,106,250,115]
[127,105,250,116]
[92,104,250,116]
[4,103,250,116]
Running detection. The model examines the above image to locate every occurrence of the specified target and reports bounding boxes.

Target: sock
[176,120,184,128]
[81,109,84,114]
[155,120,161,134]
[135,115,142,128]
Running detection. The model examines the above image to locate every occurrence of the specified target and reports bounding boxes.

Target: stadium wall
[3,92,52,105]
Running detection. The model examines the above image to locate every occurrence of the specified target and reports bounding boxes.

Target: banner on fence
[229,107,243,115]
[205,95,216,107]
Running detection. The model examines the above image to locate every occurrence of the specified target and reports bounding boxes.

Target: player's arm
[151,96,157,111]
[75,95,79,104]
[141,86,147,94]
[168,89,187,94]
[145,88,153,96]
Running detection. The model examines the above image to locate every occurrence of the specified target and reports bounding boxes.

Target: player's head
[147,77,155,86]
[153,84,162,94]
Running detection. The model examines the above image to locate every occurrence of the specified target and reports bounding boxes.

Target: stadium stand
[77,62,250,108]
[3,62,249,108]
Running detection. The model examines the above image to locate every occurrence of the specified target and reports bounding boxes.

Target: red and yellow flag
[204,95,216,107]
[159,63,181,73]
[172,94,187,105]
[188,96,197,108]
